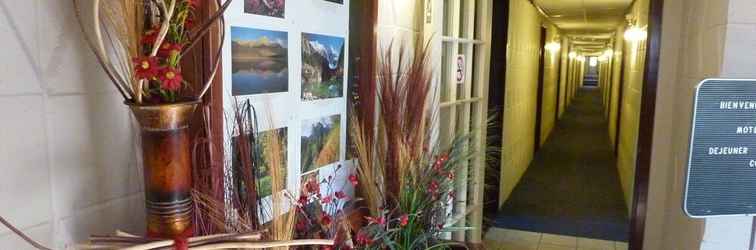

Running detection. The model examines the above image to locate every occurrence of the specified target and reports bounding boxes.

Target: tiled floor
[484,228,628,250]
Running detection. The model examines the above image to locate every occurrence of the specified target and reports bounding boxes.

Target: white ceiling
[534,0,633,52]
[534,0,632,33]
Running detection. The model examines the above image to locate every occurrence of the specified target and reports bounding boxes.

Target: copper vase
[127,101,199,238]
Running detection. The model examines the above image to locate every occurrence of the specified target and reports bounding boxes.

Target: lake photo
[231,26,289,96]
[301,33,344,101]
[301,115,341,173]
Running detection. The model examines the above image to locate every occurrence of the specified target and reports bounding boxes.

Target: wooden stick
[190,239,334,250]
[0,216,51,250]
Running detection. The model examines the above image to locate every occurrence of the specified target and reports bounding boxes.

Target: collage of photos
[232,0,347,193]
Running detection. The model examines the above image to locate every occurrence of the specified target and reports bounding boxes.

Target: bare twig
[0,216,51,250]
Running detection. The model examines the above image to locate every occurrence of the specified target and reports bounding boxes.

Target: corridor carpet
[492,86,629,242]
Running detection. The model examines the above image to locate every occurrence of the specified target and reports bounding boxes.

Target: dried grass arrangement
[348,41,475,249]
[72,0,231,104]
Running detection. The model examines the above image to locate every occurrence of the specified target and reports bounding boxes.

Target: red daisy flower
[158,67,183,91]
[133,56,159,80]
[141,27,160,46]
[158,42,183,57]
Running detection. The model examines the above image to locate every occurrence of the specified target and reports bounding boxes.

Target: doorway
[483,0,664,249]
[534,26,547,153]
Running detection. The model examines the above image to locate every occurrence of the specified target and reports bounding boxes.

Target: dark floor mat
[493,86,629,242]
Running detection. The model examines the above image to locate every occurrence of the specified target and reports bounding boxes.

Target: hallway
[493,86,629,242]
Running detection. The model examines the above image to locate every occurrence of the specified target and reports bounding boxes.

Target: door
[534,27,547,153]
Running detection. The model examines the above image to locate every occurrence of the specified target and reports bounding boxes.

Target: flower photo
[244,0,285,18]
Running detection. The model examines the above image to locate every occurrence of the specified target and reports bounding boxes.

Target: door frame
[628,0,664,249]
[485,0,510,216]
[534,27,548,153]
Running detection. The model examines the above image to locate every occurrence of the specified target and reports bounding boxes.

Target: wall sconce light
[576,55,585,62]
[545,42,561,52]
[603,49,614,58]
[624,26,647,42]
[569,51,577,59]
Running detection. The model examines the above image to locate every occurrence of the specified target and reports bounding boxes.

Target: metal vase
[127,101,199,238]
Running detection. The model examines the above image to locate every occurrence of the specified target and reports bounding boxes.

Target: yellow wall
[608,26,625,147]
[539,25,562,145]
[614,0,649,211]
[558,38,570,118]
[499,0,545,204]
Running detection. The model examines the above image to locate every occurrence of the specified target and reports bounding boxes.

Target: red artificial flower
[295,220,307,232]
[335,191,347,200]
[428,180,439,193]
[356,232,372,246]
[399,214,409,227]
[185,0,197,8]
[348,174,359,186]
[133,56,159,80]
[158,42,183,57]
[366,216,386,226]
[447,171,455,180]
[141,27,160,46]
[158,67,183,91]
[298,194,308,205]
[321,214,332,226]
[321,195,333,204]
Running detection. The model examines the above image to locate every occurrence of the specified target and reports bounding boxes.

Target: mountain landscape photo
[301,33,345,101]
[301,114,341,173]
[231,26,289,96]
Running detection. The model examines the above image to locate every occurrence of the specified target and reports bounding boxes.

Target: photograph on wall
[323,0,344,4]
[244,0,285,18]
[232,127,288,198]
[301,33,345,101]
[301,114,341,173]
[231,26,289,96]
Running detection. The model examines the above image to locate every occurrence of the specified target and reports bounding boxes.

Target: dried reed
[376,40,434,201]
